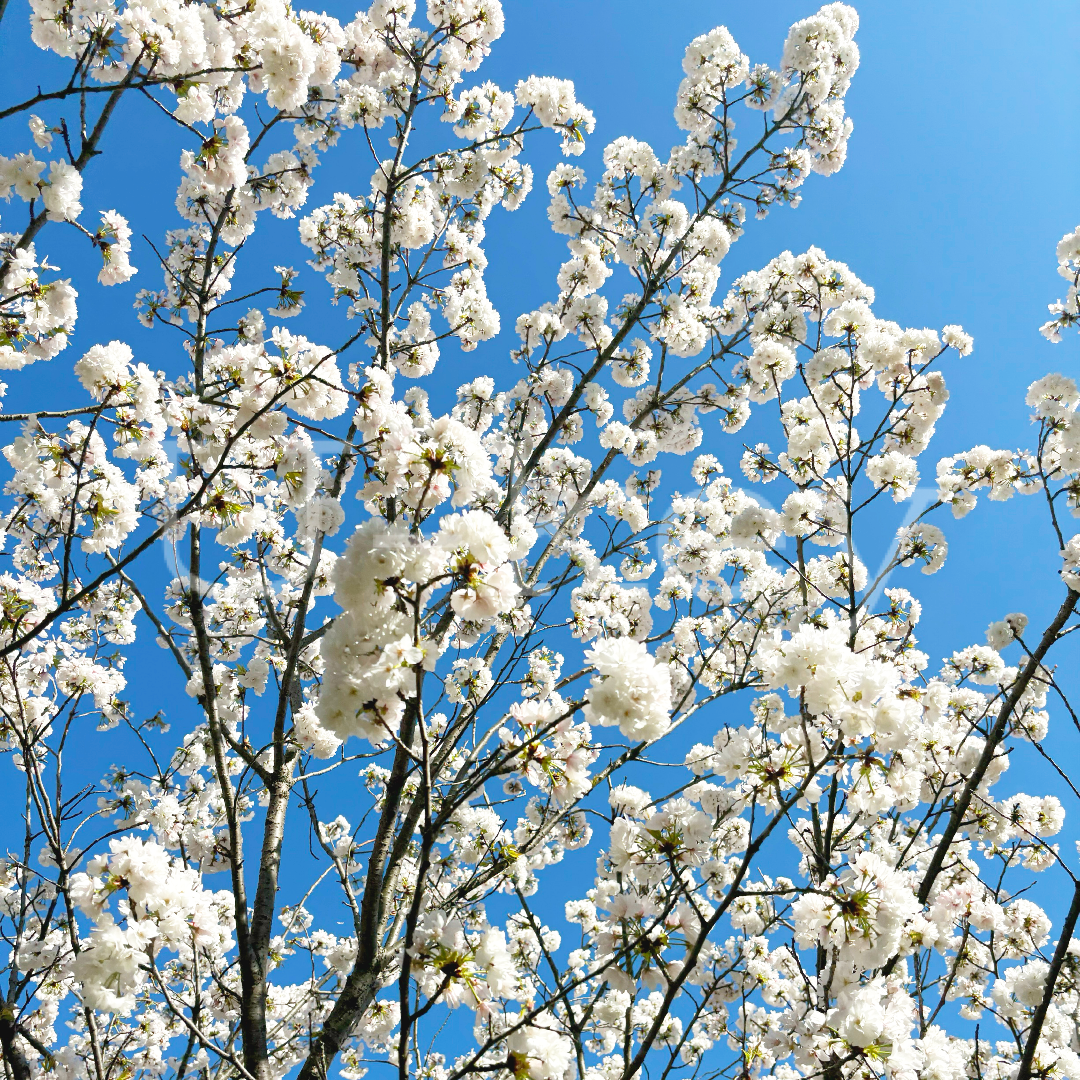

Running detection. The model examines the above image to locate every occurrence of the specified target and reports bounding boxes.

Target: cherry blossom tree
[0,5,1078,1080]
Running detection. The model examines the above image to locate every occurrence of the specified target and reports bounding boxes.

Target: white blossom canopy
[0,6,1077,1080]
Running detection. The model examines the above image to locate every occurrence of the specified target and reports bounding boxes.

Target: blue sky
[1,0,1079,968]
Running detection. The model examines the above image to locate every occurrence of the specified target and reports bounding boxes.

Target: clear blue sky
[1,0,1078,927]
